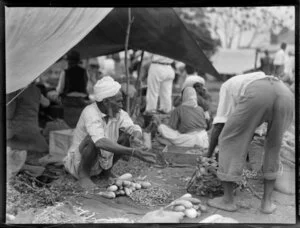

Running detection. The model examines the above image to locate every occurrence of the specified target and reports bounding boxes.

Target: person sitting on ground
[178,65,213,129]
[63,76,156,189]
[206,71,294,214]
[153,87,209,148]
[181,64,211,112]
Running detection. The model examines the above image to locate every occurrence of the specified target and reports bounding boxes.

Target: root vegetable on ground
[184,208,198,218]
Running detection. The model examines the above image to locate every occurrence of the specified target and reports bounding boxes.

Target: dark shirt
[63,65,88,96]
[260,57,273,75]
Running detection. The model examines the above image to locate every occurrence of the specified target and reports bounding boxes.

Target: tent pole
[124,8,134,113]
[130,50,145,116]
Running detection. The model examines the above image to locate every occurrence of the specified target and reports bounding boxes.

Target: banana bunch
[97,173,152,199]
[187,156,223,197]
[166,193,208,219]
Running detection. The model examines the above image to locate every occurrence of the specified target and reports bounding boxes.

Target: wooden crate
[162,145,202,166]
[49,129,74,156]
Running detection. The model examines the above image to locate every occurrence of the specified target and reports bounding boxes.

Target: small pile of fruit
[97,173,152,199]
[166,193,208,219]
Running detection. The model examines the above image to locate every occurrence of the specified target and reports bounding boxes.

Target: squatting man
[63,76,156,189]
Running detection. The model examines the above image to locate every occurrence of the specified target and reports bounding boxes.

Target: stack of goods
[165,193,208,219]
[187,156,223,197]
[96,173,152,199]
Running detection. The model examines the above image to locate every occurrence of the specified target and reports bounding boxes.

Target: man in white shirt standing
[63,76,156,189]
[145,54,175,114]
[206,71,294,214]
[273,42,288,78]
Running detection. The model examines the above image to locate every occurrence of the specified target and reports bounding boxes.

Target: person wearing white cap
[63,76,156,189]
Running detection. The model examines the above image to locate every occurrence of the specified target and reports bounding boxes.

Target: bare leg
[100,131,130,179]
[260,179,277,214]
[78,138,98,189]
[207,181,238,212]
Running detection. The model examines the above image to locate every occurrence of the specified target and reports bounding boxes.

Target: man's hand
[134,148,157,164]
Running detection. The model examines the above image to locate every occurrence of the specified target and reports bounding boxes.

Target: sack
[7,147,27,180]
[274,159,295,195]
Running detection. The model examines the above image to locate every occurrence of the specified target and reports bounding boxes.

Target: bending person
[154,87,209,148]
[63,76,156,189]
[206,71,294,214]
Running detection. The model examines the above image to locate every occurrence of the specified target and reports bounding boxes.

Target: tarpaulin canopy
[6,7,220,94]
[6,7,113,94]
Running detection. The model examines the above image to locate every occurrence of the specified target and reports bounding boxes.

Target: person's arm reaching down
[207,123,225,158]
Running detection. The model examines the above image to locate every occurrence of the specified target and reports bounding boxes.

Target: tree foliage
[174,7,220,58]
[205,7,295,48]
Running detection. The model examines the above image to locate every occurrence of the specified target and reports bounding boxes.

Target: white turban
[93,76,121,102]
[181,75,205,91]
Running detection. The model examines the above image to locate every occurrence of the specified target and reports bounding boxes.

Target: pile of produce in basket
[187,156,223,197]
[96,173,152,199]
[165,193,208,219]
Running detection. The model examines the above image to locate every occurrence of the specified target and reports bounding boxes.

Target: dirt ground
[8,79,296,225]
[10,159,296,224]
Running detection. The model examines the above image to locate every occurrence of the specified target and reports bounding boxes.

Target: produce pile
[187,156,223,197]
[130,186,172,208]
[165,193,208,219]
[96,172,173,208]
[97,173,152,199]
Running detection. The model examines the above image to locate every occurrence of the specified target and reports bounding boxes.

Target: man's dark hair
[264,50,269,56]
[185,64,195,75]
[67,50,80,64]
[281,42,287,50]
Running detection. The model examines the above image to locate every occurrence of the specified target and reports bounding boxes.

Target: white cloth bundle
[181,75,205,91]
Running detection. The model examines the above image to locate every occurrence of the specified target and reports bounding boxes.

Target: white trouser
[158,124,209,148]
[146,64,175,113]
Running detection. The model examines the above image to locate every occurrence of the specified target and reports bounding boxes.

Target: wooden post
[254,48,258,70]
[130,50,145,116]
[124,8,134,113]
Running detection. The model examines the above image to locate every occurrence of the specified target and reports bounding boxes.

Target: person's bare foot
[79,177,96,190]
[207,197,238,212]
[260,201,277,214]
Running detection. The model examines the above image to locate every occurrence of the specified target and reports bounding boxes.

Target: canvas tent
[6,7,220,94]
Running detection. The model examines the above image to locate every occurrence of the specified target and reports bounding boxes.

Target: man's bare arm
[207,123,225,157]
